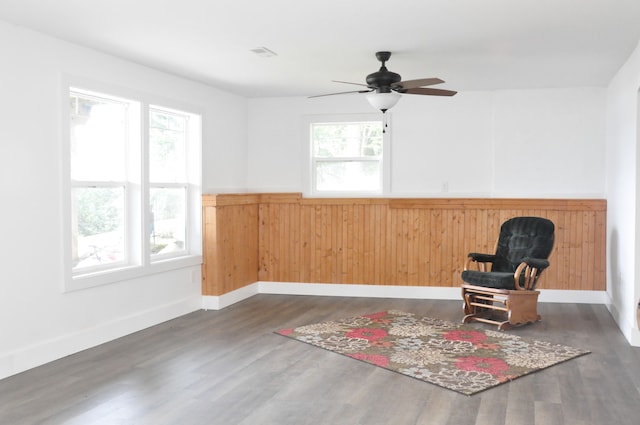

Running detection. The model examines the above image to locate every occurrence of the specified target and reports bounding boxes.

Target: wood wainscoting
[202,194,606,296]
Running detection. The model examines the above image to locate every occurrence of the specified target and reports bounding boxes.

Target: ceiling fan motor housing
[366,69,401,92]
[367,51,401,93]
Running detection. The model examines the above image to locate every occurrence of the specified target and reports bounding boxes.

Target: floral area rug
[275,310,590,396]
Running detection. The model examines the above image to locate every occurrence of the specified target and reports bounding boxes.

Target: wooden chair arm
[513,260,545,290]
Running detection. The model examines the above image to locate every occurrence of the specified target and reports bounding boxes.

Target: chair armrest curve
[468,253,496,263]
[522,257,550,270]
[464,253,496,272]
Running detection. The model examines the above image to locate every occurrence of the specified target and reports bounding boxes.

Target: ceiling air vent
[250,47,278,58]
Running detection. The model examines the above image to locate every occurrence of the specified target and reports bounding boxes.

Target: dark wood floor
[1,295,639,425]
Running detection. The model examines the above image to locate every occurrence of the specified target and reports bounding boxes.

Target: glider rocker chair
[461,216,555,330]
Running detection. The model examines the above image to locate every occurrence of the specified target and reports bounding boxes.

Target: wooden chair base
[462,284,541,330]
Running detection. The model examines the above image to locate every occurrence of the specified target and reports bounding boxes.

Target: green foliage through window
[74,187,124,237]
[310,119,384,193]
[312,122,382,157]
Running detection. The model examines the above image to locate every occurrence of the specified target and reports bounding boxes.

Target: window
[149,108,188,258]
[69,91,137,272]
[306,114,388,195]
[65,86,201,290]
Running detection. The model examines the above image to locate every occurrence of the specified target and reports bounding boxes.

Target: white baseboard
[606,299,640,347]
[0,296,201,381]
[202,282,259,310]
[538,289,609,304]
[201,281,609,310]
[259,281,461,299]
[631,327,640,346]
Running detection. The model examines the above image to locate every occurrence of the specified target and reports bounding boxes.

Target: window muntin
[310,119,385,194]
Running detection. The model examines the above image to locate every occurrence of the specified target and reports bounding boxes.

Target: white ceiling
[1,0,640,98]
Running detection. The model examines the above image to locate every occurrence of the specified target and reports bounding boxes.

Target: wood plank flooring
[1,295,639,425]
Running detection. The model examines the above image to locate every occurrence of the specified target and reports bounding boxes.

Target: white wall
[0,21,248,379]
[247,88,606,198]
[606,40,640,345]
[492,90,606,196]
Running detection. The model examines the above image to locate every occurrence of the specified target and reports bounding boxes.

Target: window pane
[316,161,381,191]
[149,110,186,183]
[150,187,186,255]
[312,122,382,157]
[72,187,125,270]
[70,94,127,181]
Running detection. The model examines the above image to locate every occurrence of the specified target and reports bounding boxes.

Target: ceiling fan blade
[405,87,457,96]
[394,78,444,89]
[308,89,372,98]
[332,80,370,87]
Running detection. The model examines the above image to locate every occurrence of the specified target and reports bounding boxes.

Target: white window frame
[61,78,202,292]
[148,105,194,263]
[302,113,391,197]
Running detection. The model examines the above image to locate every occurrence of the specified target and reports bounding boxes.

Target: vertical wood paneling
[202,194,607,295]
[202,195,259,296]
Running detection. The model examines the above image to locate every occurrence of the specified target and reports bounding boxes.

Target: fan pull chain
[383,111,388,133]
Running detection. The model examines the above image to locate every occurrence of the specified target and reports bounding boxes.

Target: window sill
[64,254,202,293]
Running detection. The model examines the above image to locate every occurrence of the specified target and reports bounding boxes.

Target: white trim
[260,281,460,300]
[202,282,259,310]
[0,295,201,381]
[631,326,640,346]
[606,297,640,346]
[538,289,609,304]
[201,281,610,310]
[65,255,202,292]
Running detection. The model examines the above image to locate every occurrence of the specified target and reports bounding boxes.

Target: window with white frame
[67,86,201,290]
[307,115,387,195]
[148,107,188,258]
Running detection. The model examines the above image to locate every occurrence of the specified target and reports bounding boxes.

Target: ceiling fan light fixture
[366,92,401,113]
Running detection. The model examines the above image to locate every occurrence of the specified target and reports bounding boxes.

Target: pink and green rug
[276,310,589,396]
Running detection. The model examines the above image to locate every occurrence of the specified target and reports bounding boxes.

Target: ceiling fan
[310,51,457,113]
